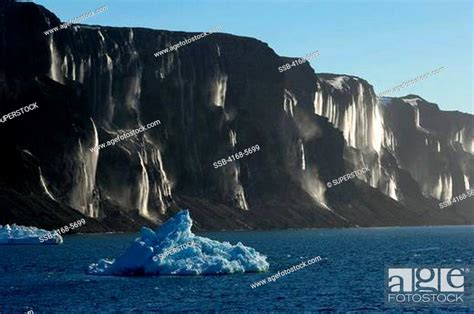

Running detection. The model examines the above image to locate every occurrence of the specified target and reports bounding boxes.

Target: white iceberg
[87,210,269,276]
[0,224,63,245]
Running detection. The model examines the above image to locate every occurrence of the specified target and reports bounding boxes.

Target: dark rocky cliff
[0,2,472,231]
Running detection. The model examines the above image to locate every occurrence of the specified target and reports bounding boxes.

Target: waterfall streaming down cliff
[125,55,143,119]
[414,104,421,128]
[70,119,100,218]
[301,170,328,210]
[149,142,172,214]
[464,175,471,190]
[88,119,100,217]
[453,128,474,154]
[39,167,56,201]
[313,90,337,125]
[284,89,297,117]
[370,97,385,155]
[104,53,114,123]
[314,78,392,192]
[211,71,228,107]
[229,130,237,147]
[300,141,306,171]
[342,98,357,148]
[62,53,75,81]
[48,37,62,83]
[232,165,249,211]
[235,184,249,211]
[314,81,384,154]
[313,87,324,117]
[401,97,432,134]
[386,175,399,201]
[368,162,381,189]
[430,173,453,201]
[137,152,151,218]
[384,128,397,151]
[403,97,422,129]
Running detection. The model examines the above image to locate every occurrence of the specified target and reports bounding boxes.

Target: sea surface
[0,226,473,313]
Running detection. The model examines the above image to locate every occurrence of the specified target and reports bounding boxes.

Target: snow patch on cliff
[326,76,350,91]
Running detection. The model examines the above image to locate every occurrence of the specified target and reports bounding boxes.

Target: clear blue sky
[33,0,473,113]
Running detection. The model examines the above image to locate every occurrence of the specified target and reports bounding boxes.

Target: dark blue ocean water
[0,226,473,313]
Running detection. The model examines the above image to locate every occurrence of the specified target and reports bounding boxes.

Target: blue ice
[87,210,269,275]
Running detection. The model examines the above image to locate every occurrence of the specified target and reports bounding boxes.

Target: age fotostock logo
[387,268,467,304]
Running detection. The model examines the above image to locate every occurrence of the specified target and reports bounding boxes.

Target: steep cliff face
[0,2,471,231]
[306,72,473,220]
[280,63,472,225]
[383,96,473,200]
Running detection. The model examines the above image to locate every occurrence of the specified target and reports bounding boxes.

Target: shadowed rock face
[0,2,472,231]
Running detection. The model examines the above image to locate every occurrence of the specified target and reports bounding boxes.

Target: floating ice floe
[0,224,63,245]
[87,210,269,276]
